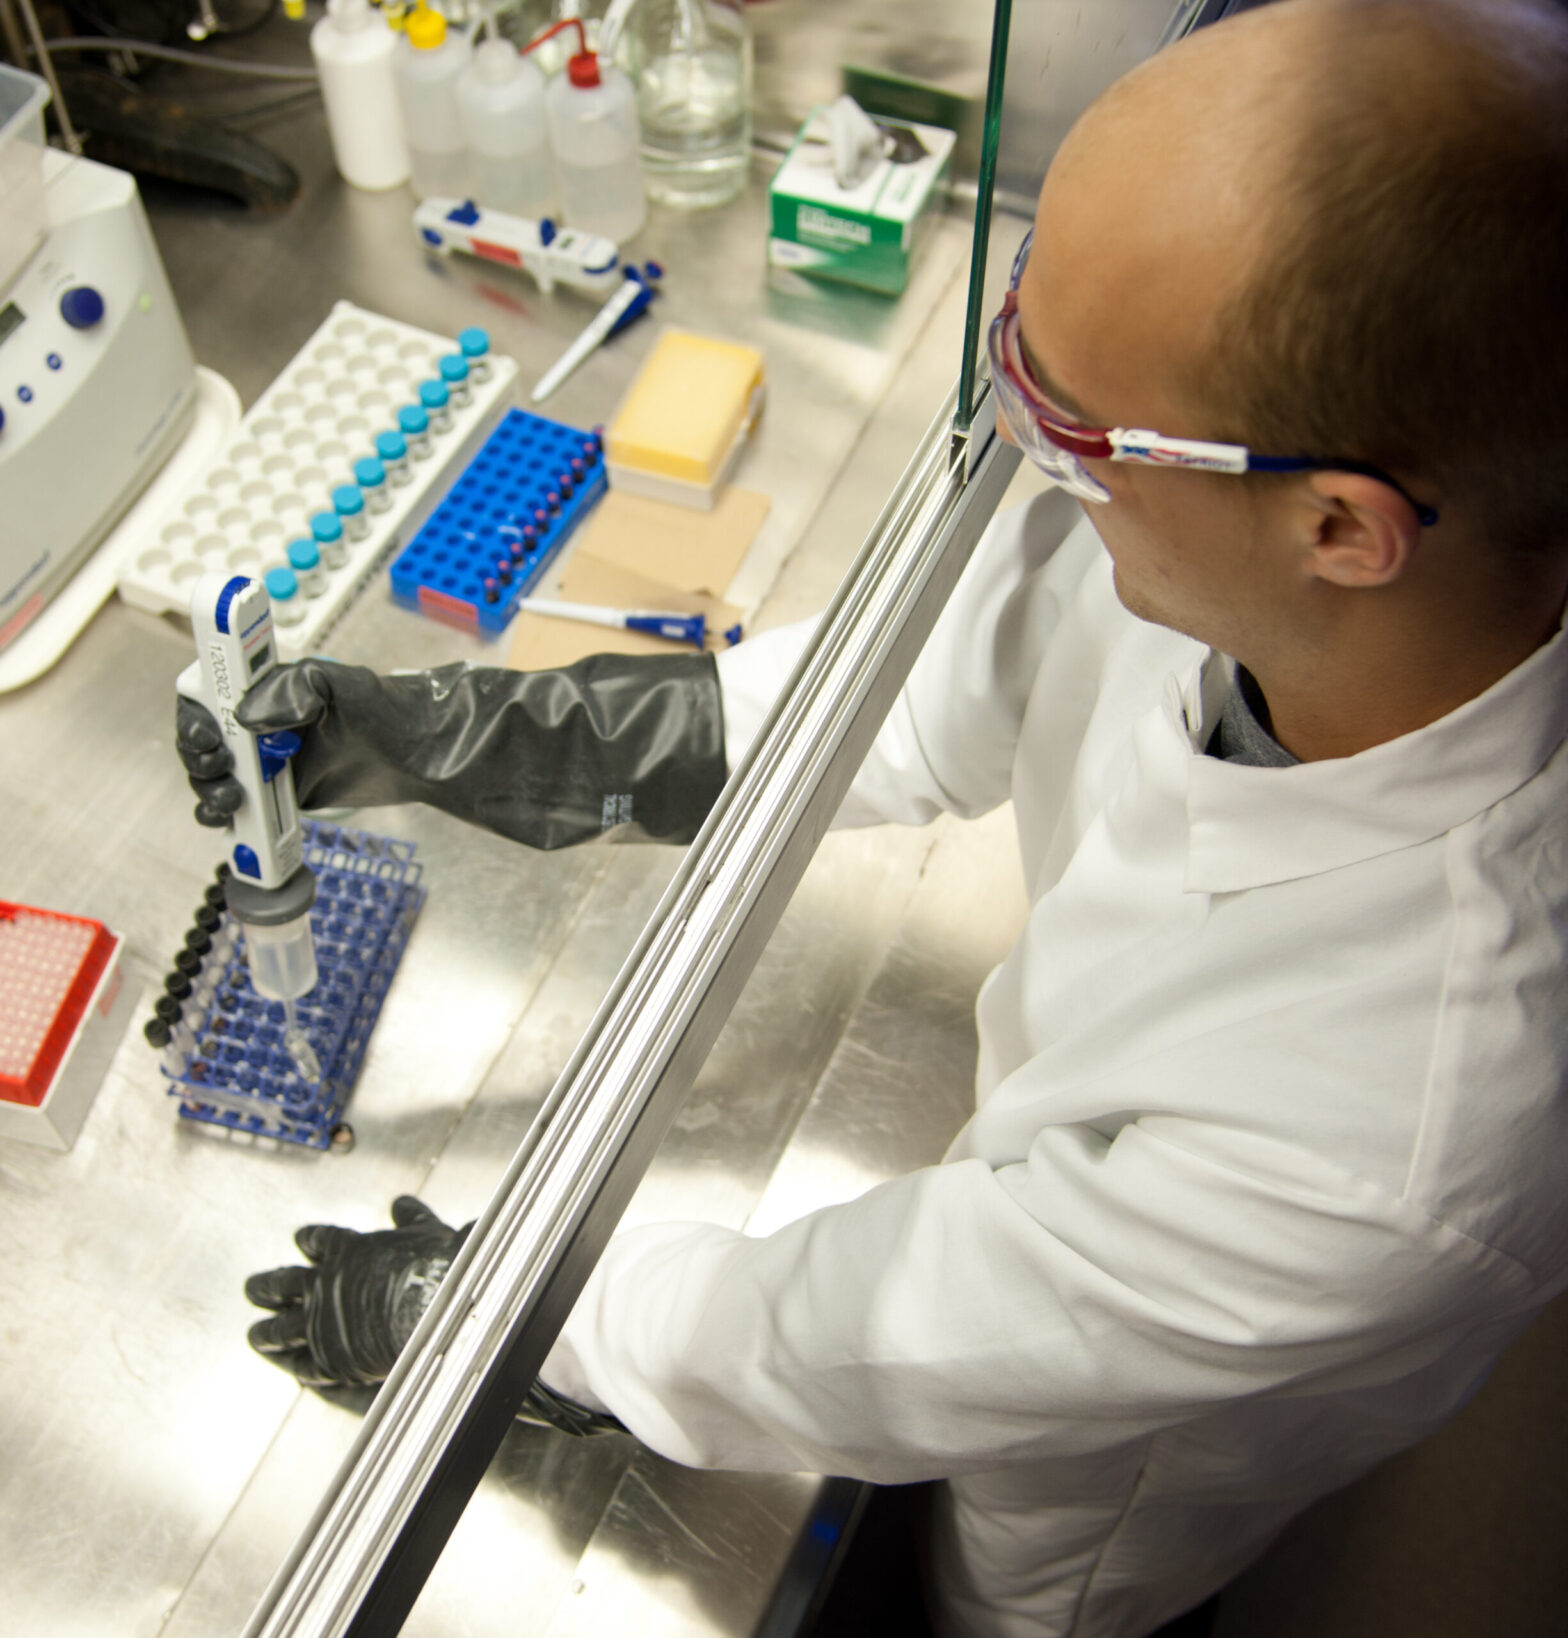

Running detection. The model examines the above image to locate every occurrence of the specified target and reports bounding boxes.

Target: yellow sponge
[606,329,765,498]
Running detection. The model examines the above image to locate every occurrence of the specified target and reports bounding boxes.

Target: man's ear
[1301,471,1423,588]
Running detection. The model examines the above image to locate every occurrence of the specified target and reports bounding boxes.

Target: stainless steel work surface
[0,28,1042,1633]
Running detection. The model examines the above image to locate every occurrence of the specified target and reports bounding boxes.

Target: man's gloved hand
[245,1196,470,1387]
[245,1194,627,1436]
[174,655,726,849]
[177,695,247,827]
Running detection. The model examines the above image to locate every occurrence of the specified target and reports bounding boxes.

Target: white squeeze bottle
[395,2,472,201]
[457,35,554,218]
[529,17,645,243]
[310,0,409,191]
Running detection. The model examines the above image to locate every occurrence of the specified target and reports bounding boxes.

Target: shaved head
[1045,0,1568,557]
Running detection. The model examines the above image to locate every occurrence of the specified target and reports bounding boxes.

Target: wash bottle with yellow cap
[394,3,472,199]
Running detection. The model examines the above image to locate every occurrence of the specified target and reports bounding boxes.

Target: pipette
[178,573,321,1083]
[519,596,744,650]
[530,262,663,403]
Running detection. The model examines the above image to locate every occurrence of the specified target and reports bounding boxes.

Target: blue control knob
[0,406,5,437]
[59,286,105,329]
[257,730,303,785]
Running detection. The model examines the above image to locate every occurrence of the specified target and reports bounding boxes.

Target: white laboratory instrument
[0,65,198,656]
[178,575,320,1063]
[414,196,622,295]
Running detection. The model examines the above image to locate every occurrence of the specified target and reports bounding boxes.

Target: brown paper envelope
[572,486,771,598]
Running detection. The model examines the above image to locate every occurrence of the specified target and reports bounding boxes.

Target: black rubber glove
[246,1196,470,1388]
[246,1195,626,1436]
[176,655,727,848]
[177,694,247,827]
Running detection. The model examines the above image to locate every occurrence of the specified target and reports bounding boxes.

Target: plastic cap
[375,430,407,461]
[287,538,321,571]
[310,512,344,543]
[398,405,430,435]
[458,326,490,359]
[265,566,299,600]
[354,456,386,487]
[405,4,447,49]
[333,484,365,516]
[418,380,450,411]
[439,354,468,385]
[567,50,601,88]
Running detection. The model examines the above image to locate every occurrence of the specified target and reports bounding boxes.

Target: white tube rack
[116,301,519,657]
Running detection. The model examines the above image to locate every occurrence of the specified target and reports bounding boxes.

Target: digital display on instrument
[0,302,23,352]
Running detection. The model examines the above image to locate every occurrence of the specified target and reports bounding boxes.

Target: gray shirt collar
[1207,666,1299,769]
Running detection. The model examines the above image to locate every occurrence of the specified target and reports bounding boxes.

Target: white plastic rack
[116,302,518,656]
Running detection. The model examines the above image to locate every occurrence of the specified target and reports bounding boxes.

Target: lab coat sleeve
[541,1114,1528,1482]
[717,489,1092,829]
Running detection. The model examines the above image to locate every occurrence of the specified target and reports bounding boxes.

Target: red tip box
[0,902,131,1150]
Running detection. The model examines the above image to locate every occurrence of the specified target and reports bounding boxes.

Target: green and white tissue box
[768,108,955,296]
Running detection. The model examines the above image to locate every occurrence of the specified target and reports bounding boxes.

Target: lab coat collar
[1178,621,1568,893]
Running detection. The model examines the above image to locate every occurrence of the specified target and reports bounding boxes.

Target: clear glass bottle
[629,0,751,209]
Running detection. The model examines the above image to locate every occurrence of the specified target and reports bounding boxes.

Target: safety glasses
[988,232,1438,525]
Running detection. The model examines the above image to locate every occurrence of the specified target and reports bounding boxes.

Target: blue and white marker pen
[520,597,742,651]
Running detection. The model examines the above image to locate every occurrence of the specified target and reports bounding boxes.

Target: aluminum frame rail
[242,382,1022,1638]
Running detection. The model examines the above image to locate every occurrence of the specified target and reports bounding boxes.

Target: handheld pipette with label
[177,573,322,1082]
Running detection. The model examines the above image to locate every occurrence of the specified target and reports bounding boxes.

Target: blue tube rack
[388,408,607,636]
[160,822,426,1150]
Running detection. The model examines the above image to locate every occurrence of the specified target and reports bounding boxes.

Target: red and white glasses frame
[987,232,1438,526]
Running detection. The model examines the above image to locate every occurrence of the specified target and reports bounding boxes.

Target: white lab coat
[545,496,1568,1638]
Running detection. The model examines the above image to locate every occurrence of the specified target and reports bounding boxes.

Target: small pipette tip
[282,998,323,1083]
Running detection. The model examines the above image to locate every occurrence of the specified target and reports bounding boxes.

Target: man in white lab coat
[230,1,1568,1633]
